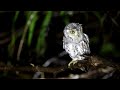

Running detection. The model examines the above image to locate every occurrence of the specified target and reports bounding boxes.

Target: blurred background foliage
[0,11,120,67]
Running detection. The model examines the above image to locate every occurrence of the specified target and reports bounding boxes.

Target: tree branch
[0,55,120,79]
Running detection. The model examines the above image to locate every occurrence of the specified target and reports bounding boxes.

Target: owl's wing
[80,34,90,54]
[80,41,90,55]
[83,33,89,43]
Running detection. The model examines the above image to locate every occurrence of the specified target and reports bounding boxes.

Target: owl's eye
[70,30,75,34]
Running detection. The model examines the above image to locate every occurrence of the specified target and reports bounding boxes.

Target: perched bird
[63,23,90,68]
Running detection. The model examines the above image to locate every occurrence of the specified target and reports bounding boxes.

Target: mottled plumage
[63,23,90,63]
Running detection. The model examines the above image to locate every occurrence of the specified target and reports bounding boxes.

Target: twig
[0,65,67,74]
[17,11,37,61]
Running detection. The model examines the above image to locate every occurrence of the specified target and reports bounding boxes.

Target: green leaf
[60,11,65,16]
[28,12,38,46]
[8,11,20,57]
[36,11,53,56]
[100,43,115,54]
[13,11,20,24]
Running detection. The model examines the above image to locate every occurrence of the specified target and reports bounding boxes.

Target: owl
[63,23,90,68]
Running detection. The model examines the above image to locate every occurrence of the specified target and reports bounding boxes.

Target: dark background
[0,11,120,78]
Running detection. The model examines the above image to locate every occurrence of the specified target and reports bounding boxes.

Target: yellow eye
[70,30,75,34]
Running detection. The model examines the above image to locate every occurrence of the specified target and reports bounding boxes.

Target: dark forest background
[0,11,120,79]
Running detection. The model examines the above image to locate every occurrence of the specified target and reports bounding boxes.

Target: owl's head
[63,23,83,39]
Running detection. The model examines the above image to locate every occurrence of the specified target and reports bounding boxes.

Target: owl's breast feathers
[63,33,90,59]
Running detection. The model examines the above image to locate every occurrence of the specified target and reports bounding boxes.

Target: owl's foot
[68,60,78,68]
[68,60,80,70]
[68,59,88,71]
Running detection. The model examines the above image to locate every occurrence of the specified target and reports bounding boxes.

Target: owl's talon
[68,60,79,69]
[68,61,73,68]
[68,60,87,71]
